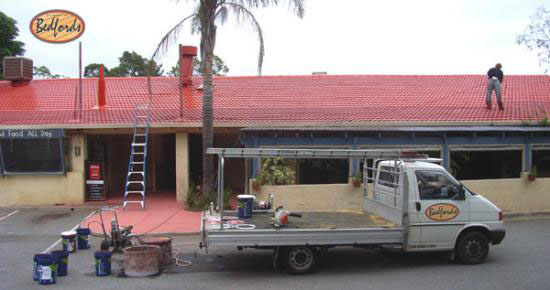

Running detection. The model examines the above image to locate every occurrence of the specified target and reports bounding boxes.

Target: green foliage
[85,51,164,78]
[539,116,549,126]
[517,6,550,72]
[168,55,229,77]
[33,66,66,79]
[109,51,164,77]
[187,183,233,211]
[84,63,109,78]
[352,172,363,184]
[0,11,25,80]
[528,166,537,177]
[258,158,296,185]
[185,181,200,209]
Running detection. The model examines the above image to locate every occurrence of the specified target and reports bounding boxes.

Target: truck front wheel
[281,246,318,275]
[456,232,489,264]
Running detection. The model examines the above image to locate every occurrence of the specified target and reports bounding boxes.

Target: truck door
[413,170,469,250]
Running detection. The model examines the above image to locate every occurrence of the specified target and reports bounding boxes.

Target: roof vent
[3,57,33,82]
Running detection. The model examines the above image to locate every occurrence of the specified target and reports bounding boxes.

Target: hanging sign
[0,129,64,139]
[30,10,85,43]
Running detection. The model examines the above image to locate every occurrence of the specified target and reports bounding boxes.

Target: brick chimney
[98,65,106,108]
[179,45,197,85]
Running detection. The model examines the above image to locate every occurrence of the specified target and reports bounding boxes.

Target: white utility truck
[201,148,505,274]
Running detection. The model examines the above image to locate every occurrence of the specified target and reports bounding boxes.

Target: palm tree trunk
[200,1,217,198]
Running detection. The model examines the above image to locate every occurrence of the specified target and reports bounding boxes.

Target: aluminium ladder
[122,103,151,209]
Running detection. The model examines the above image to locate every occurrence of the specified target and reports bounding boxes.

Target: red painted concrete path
[82,194,201,235]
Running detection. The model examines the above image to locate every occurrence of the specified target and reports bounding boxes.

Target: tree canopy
[0,12,25,80]
[517,6,550,72]
[167,54,229,76]
[84,51,164,78]
[33,66,66,79]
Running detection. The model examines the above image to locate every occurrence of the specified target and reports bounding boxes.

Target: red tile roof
[0,75,549,128]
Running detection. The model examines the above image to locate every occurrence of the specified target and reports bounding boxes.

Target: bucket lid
[61,230,77,237]
[35,254,58,264]
[76,228,91,235]
[51,250,69,258]
[237,194,255,200]
[94,250,112,258]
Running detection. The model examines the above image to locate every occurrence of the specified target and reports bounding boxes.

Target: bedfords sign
[30,10,85,43]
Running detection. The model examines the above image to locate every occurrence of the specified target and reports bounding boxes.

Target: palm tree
[152,0,305,198]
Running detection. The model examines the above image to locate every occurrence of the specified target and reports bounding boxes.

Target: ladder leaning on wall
[122,103,151,209]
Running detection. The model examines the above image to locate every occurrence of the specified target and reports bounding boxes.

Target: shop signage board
[86,161,105,201]
[30,10,85,43]
[0,129,65,139]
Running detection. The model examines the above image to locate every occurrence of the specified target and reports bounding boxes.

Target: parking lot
[1,208,550,290]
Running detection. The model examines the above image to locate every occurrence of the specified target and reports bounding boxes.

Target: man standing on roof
[486,63,504,110]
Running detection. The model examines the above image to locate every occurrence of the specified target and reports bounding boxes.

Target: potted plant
[528,166,537,182]
[352,173,363,187]
[251,178,261,190]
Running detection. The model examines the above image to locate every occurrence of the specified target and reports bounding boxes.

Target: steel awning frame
[206,147,426,160]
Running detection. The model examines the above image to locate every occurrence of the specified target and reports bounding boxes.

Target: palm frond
[224,2,265,75]
[232,0,305,18]
[216,6,229,25]
[151,14,196,61]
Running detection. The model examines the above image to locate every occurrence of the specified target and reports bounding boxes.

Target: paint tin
[61,230,77,253]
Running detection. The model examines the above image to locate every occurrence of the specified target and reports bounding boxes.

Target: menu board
[86,161,105,201]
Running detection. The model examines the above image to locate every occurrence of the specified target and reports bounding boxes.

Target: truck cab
[374,160,505,264]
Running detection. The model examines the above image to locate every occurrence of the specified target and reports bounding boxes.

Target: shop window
[532,150,550,178]
[0,139,65,174]
[450,150,521,180]
[298,159,349,184]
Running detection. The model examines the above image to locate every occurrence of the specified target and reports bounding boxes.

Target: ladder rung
[132,152,145,155]
[128,171,144,175]
[125,191,144,195]
[131,161,145,164]
[132,143,146,146]
[127,181,144,184]
[135,134,147,136]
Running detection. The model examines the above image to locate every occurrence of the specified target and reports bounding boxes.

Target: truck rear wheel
[456,232,489,264]
[281,246,318,275]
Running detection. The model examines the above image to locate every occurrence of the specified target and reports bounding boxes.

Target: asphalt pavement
[1,207,549,290]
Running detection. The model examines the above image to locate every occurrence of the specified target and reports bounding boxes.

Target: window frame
[0,130,66,176]
[415,169,461,200]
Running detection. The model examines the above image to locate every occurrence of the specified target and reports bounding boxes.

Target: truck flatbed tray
[203,210,403,248]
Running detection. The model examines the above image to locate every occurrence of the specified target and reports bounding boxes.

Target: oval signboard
[30,10,85,43]
[425,203,459,221]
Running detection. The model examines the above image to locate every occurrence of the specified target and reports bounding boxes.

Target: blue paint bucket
[51,250,69,276]
[35,254,58,285]
[61,230,77,253]
[76,228,91,250]
[237,194,255,219]
[33,254,50,281]
[94,251,112,276]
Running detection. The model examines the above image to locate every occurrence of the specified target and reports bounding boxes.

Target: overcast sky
[1,0,548,78]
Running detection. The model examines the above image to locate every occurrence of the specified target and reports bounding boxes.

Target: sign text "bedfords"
[30,10,85,43]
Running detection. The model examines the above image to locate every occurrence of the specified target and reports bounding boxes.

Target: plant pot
[352,180,361,187]
[252,182,261,191]
[528,175,536,182]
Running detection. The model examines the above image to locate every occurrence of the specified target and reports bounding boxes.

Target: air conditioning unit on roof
[3,57,33,81]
